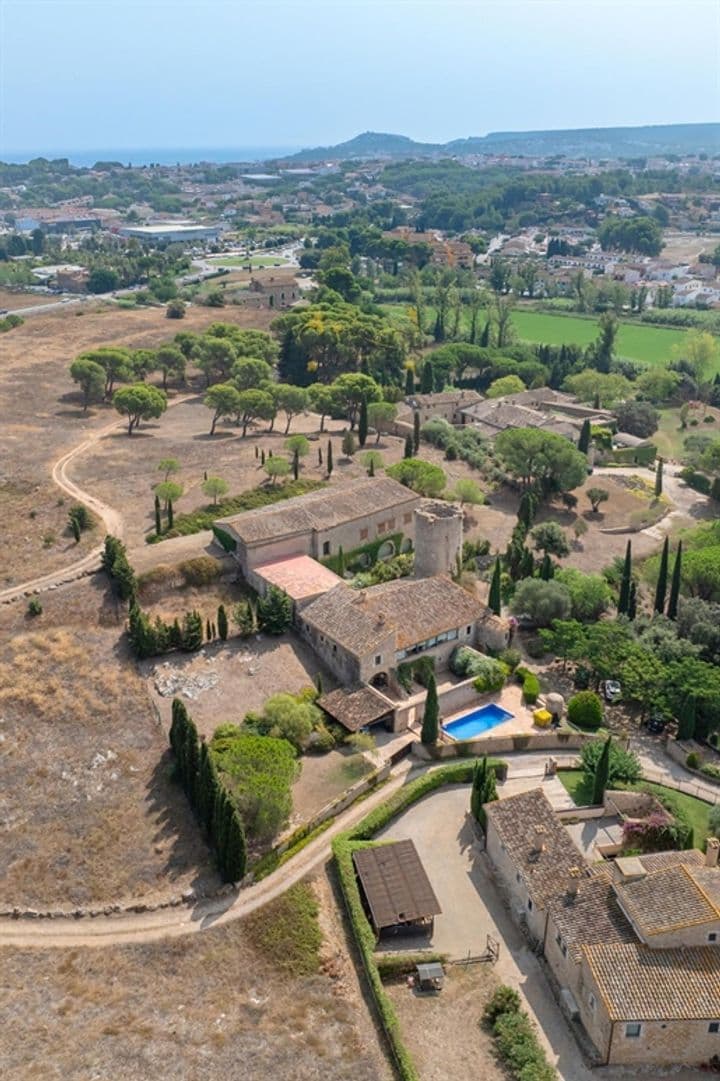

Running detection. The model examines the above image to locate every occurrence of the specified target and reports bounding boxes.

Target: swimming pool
[443,703,514,741]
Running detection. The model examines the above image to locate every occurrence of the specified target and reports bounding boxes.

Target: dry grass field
[0,877,392,1081]
[0,303,274,584]
[0,578,218,909]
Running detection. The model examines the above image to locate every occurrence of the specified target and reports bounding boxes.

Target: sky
[1,0,718,156]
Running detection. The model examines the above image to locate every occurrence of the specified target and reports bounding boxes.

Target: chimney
[566,867,584,901]
[706,837,720,868]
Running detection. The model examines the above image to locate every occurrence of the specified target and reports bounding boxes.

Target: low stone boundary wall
[666,738,720,787]
[415,731,595,760]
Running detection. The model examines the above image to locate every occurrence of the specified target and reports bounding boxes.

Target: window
[709,932,718,943]
[377,521,385,534]
[447,628,458,641]
[322,541,330,555]
[625,1023,642,1039]
[527,898,533,911]
[387,518,396,530]
[466,625,472,636]
[374,655,382,666]
[403,513,412,524]
[360,528,368,541]
[588,994,596,1012]
[710,1022,720,1034]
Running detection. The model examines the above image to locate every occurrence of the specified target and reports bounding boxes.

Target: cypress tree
[205,618,212,641]
[654,536,669,614]
[170,617,182,649]
[183,715,200,803]
[618,540,632,615]
[488,557,502,616]
[154,493,162,536]
[337,545,346,578]
[654,458,663,498]
[71,515,81,543]
[470,757,487,821]
[213,788,230,868]
[405,367,415,395]
[592,736,612,805]
[169,698,186,756]
[627,580,637,621]
[420,361,434,394]
[318,446,323,466]
[479,320,490,348]
[711,477,720,503]
[368,456,375,477]
[358,399,368,447]
[167,498,174,530]
[420,674,439,745]
[667,541,682,621]
[578,418,591,455]
[518,489,537,528]
[593,391,600,410]
[540,552,554,581]
[217,604,228,641]
[677,696,696,742]
[261,449,265,465]
[521,546,535,579]
[196,740,215,831]
[404,433,413,459]
[413,411,420,453]
[315,672,323,696]
[292,447,299,480]
[327,440,333,476]
[223,808,247,883]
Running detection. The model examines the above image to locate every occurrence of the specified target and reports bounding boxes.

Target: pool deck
[441,683,539,741]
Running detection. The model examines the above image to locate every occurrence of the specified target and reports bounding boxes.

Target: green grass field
[208,254,284,268]
[558,769,711,848]
[511,310,690,367]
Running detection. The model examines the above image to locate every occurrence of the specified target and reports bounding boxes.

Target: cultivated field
[0,877,392,1081]
[0,579,218,909]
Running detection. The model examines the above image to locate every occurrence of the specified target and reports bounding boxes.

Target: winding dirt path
[0,396,196,604]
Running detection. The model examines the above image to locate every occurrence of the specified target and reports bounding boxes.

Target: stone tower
[413,501,464,579]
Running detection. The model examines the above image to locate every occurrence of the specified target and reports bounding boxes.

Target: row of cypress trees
[470,756,498,828]
[169,698,246,883]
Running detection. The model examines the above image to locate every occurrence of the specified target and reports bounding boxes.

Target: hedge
[517,667,540,705]
[332,760,506,1081]
[375,951,447,979]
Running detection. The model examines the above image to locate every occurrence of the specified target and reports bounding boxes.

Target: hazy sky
[1,0,718,154]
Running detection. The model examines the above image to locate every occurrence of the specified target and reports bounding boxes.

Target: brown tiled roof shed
[352,839,442,933]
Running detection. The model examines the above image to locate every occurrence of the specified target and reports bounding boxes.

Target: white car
[601,679,622,703]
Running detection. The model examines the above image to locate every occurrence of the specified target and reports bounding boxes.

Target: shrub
[483,985,521,1024]
[701,763,720,781]
[451,647,507,691]
[247,691,322,752]
[686,751,701,770]
[710,804,720,837]
[27,597,43,617]
[580,740,642,784]
[257,586,292,634]
[178,556,223,586]
[499,647,522,672]
[567,691,603,730]
[68,503,92,532]
[510,578,572,628]
[517,667,540,705]
[211,727,298,843]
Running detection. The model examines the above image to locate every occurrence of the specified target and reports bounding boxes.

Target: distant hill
[286,124,720,162]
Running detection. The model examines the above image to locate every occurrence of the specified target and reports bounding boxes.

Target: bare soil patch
[0,288,57,310]
[0,876,391,1081]
[385,965,505,1081]
[0,578,218,909]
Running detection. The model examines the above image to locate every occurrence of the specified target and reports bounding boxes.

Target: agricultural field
[208,254,287,268]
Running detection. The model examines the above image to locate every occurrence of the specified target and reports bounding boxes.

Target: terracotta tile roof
[353,839,442,931]
[215,477,418,545]
[302,577,485,657]
[614,864,720,936]
[637,850,703,873]
[485,789,587,906]
[583,942,720,1020]
[549,871,635,963]
[318,684,394,732]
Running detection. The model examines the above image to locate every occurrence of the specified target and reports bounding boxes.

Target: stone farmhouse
[213,479,499,731]
[485,788,720,1068]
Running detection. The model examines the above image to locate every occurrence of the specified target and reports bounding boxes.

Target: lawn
[558,769,711,848]
[208,254,284,268]
[511,310,691,368]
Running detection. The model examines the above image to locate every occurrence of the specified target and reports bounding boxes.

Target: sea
[2,146,301,167]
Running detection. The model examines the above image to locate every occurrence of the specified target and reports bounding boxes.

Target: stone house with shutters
[485,788,720,1067]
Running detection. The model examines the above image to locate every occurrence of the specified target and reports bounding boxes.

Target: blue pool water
[443,703,514,741]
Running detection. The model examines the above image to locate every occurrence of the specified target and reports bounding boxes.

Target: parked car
[600,679,622,703]
[646,714,667,735]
